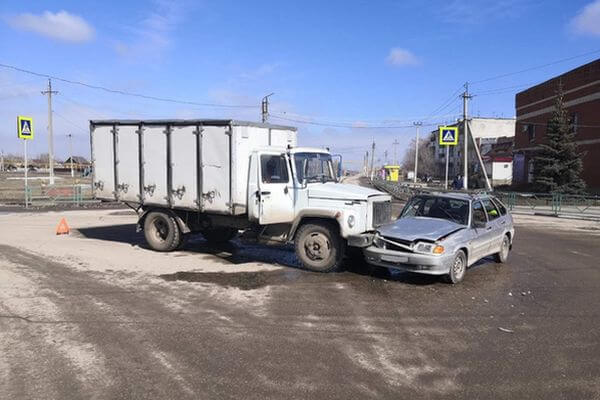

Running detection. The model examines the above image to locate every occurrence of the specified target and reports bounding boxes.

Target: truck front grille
[372,201,392,227]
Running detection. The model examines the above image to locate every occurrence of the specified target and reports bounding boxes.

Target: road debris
[498,327,514,333]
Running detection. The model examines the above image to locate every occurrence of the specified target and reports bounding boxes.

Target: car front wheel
[444,250,467,284]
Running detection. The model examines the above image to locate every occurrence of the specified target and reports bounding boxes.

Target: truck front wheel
[144,211,182,252]
[294,222,344,272]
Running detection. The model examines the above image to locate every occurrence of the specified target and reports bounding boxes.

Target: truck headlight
[414,242,445,255]
[347,214,355,228]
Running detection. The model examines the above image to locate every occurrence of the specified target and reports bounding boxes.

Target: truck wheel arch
[288,210,343,241]
[137,208,191,234]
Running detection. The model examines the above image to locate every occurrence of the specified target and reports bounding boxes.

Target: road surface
[0,209,599,399]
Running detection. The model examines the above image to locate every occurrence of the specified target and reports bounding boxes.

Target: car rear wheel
[494,235,510,263]
[444,250,467,284]
[144,211,181,252]
[295,222,344,272]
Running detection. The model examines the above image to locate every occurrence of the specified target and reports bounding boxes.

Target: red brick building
[513,59,600,190]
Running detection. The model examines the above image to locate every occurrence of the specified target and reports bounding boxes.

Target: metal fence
[0,184,94,207]
[372,178,600,219]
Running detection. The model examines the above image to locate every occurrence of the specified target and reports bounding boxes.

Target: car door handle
[500,220,506,225]
[486,227,493,231]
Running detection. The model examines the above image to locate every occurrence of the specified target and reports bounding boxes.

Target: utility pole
[462,82,472,190]
[261,92,274,123]
[67,134,74,178]
[364,151,368,176]
[0,149,4,172]
[42,78,58,185]
[383,150,388,165]
[413,122,422,183]
[392,139,399,165]
[369,141,376,180]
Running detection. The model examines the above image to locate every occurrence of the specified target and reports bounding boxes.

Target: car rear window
[492,197,507,216]
[482,199,500,220]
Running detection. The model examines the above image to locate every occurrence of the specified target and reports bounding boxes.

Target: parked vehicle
[90,119,392,272]
[363,193,514,283]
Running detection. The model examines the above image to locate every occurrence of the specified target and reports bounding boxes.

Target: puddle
[159,269,307,290]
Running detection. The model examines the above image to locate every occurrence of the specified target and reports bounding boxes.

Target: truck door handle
[284,186,289,194]
[260,191,271,195]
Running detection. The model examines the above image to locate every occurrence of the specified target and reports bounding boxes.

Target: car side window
[482,199,500,220]
[261,155,289,184]
[472,201,487,225]
[491,197,507,216]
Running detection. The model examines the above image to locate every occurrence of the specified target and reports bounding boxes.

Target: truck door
[258,152,294,225]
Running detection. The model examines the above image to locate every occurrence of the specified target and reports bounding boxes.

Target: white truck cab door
[257,152,294,225]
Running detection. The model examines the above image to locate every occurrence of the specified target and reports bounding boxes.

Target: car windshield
[294,153,337,183]
[400,196,469,225]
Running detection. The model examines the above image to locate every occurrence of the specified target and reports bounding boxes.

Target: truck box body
[90,119,297,215]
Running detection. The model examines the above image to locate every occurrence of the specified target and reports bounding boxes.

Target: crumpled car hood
[377,216,465,242]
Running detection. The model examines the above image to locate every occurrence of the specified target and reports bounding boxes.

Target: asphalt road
[1,211,599,399]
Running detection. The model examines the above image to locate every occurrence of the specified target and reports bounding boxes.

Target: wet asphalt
[1,219,599,399]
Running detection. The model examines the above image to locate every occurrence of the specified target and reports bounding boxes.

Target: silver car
[363,193,515,283]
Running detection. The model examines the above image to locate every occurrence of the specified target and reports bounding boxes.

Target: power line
[471,48,600,85]
[0,62,258,109]
[52,110,89,134]
[270,113,452,129]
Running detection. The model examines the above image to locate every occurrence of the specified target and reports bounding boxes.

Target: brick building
[514,59,600,190]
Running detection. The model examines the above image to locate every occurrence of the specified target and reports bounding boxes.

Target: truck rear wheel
[295,222,344,272]
[144,211,181,252]
[202,227,238,244]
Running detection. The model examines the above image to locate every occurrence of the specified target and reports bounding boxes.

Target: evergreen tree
[533,84,586,194]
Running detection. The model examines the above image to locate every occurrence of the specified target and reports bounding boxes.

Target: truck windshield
[294,153,337,183]
[400,196,469,225]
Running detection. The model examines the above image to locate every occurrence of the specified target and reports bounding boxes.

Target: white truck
[90,119,392,272]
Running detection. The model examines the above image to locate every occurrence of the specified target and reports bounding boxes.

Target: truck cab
[247,147,392,271]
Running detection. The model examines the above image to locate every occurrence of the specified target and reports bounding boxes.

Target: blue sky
[1,0,600,168]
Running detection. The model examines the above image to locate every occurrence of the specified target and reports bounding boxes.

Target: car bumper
[363,246,454,275]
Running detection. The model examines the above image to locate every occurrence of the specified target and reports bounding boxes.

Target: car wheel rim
[304,232,331,261]
[453,255,465,279]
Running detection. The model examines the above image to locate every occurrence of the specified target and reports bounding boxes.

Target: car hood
[377,217,465,242]
[308,182,386,201]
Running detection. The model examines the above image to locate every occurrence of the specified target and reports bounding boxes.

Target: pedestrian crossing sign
[17,116,34,140]
[439,126,458,146]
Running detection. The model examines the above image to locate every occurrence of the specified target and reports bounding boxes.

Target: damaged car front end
[363,193,514,283]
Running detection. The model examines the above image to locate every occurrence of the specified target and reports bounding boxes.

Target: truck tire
[202,227,238,244]
[294,222,344,273]
[144,211,181,252]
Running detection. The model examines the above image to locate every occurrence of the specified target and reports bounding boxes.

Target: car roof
[413,192,493,201]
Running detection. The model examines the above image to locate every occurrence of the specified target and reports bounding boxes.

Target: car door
[481,198,505,255]
[258,152,294,225]
[469,201,495,262]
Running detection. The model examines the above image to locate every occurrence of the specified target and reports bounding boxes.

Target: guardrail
[0,184,94,207]
[371,178,600,219]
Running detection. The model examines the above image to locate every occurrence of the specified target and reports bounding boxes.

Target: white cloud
[7,10,94,43]
[570,0,600,36]
[115,0,184,59]
[386,48,420,67]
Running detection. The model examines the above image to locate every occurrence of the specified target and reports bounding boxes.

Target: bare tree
[402,138,436,179]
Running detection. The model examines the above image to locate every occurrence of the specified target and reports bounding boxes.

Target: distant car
[363,193,514,283]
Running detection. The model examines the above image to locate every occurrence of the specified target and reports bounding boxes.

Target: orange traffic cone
[56,218,70,235]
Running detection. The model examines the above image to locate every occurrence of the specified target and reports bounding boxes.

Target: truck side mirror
[301,178,307,189]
